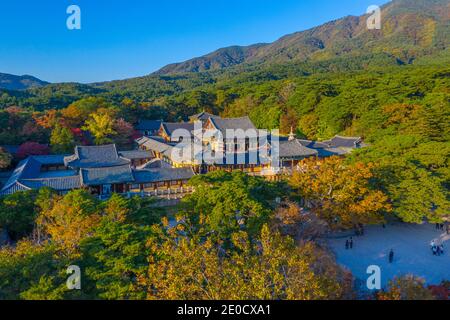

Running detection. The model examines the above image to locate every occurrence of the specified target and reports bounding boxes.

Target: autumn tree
[20,120,49,143]
[0,147,12,169]
[34,110,60,129]
[271,201,303,238]
[113,118,135,148]
[17,142,50,159]
[378,275,435,300]
[146,224,350,300]
[61,97,114,128]
[82,112,116,145]
[37,190,101,255]
[280,108,299,135]
[290,156,391,228]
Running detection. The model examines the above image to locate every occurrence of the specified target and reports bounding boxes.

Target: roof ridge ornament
[288,127,295,141]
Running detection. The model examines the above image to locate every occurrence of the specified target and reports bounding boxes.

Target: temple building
[0,144,194,197]
[137,114,364,178]
[0,113,364,197]
[135,120,163,137]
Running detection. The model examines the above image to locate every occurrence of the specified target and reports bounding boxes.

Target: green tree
[180,171,281,241]
[80,219,153,300]
[0,241,70,300]
[0,190,38,240]
[50,124,75,153]
[349,135,450,223]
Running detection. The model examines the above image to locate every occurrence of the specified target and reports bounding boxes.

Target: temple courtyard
[327,223,450,288]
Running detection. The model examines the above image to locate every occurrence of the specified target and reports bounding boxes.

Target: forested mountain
[155,0,450,74]
[0,73,49,90]
[0,0,448,114]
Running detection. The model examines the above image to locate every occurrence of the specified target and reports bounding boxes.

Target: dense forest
[0,50,449,223]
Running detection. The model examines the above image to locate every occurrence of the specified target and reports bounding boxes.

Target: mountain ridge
[154,0,450,75]
[0,73,49,90]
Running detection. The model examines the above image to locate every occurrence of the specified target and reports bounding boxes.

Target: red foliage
[17,142,50,159]
[131,130,143,140]
[71,128,90,145]
[428,284,450,300]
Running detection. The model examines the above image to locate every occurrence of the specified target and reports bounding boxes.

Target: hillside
[155,0,450,74]
[0,73,49,90]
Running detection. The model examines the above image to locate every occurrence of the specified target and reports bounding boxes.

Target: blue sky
[0,0,390,83]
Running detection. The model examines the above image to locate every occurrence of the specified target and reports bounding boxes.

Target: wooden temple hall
[1,112,363,197]
[136,112,364,175]
[0,145,195,197]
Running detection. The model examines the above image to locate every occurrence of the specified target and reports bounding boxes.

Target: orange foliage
[290,156,392,228]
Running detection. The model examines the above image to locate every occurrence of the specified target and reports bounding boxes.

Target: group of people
[430,240,445,256]
[344,224,365,250]
[343,223,447,261]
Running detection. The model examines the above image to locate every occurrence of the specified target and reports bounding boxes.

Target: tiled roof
[315,148,348,157]
[0,182,30,195]
[210,116,256,136]
[1,157,41,191]
[137,158,173,169]
[81,165,134,186]
[21,175,82,191]
[278,139,318,159]
[189,112,221,122]
[297,139,330,149]
[32,154,68,165]
[119,150,153,160]
[161,122,195,137]
[65,145,130,168]
[133,167,195,184]
[135,120,162,131]
[322,136,362,148]
[136,137,174,154]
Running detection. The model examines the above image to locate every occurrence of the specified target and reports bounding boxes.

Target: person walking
[440,244,444,255]
[389,249,394,263]
[432,245,438,256]
[446,224,450,235]
[349,237,353,249]
[345,239,349,250]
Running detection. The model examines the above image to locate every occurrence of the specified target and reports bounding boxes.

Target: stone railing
[98,186,195,201]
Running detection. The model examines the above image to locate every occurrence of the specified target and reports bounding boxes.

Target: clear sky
[0,0,390,83]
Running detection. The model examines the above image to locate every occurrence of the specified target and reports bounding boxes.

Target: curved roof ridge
[334,135,362,139]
